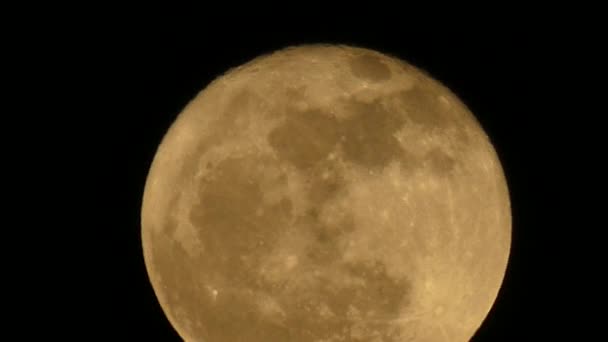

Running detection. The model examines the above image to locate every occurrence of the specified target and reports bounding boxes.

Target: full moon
[141,45,511,341]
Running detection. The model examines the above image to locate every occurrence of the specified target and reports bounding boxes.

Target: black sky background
[27,13,594,340]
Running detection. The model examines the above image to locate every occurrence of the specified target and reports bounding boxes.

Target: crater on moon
[141,44,512,342]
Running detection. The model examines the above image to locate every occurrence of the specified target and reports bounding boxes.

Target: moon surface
[141,45,511,342]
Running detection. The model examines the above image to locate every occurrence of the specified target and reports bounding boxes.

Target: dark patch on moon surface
[425,147,456,174]
[305,161,346,207]
[268,98,408,171]
[225,89,259,116]
[283,85,308,104]
[189,156,292,282]
[343,261,412,317]
[268,109,341,169]
[399,86,451,128]
[298,210,355,266]
[349,54,392,82]
[339,100,407,169]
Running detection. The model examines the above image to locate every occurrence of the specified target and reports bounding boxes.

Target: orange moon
[141,45,511,341]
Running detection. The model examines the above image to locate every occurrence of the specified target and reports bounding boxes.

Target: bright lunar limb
[141,45,511,342]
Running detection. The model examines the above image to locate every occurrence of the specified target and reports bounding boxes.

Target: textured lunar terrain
[141,45,511,341]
